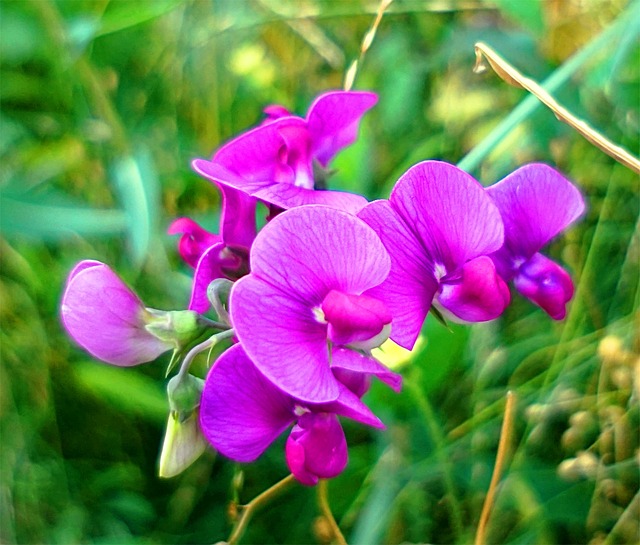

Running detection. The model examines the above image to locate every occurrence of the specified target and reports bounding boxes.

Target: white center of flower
[434,262,447,281]
[293,405,310,417]
[312,306,327,324]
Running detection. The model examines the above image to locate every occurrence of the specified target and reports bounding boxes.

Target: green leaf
[96,0,186,37]
[489,0,544,36]
[73,361,167,424]
[0,192,126,239]
[110,149,160,266]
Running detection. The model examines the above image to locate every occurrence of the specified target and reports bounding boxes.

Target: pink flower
[199,344,397,485]
[486,163,585,319]
[359,161,510,349]
[192,90,377,214]
[60,261,173,366]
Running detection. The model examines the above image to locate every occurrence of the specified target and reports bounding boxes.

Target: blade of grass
[0,193,127,238]
[404,371,465,541]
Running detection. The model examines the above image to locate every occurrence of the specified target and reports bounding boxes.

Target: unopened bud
[158,410,208,478]
[145,309,206,347]
[167,373,205,420]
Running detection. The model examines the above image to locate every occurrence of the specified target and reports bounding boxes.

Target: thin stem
[206,279,233,326]
[474,391,517,545]
[227,474,297,545]
[197,315,230,331]
[602,490,640,545]
[176,329,235,381]
[405,375,465,540]
[344,0,393,90]
[317,480,348,545]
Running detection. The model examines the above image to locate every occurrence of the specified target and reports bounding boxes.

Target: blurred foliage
[1,0,638,544]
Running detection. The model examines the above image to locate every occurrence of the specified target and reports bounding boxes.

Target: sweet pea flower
[486,163,585,320]
[169,185,257,313]
[199,344,398,485]
[60,260,173,366]
[230,205,400,404]
[358,161,510,350]
[191,90,377,214]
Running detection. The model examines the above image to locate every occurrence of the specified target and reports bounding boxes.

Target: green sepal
[144,309,206,347]
[167,373,204,421]
[429,305,452,331]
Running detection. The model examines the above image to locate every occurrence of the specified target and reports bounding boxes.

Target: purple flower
[169,185,257,313]
[60,260,173,366]
[230,205,399,404]
[486,163,585,319]
[199,344,397,485]
[191,90,377,214]
[167,218,221,269]
[358,161,510,349]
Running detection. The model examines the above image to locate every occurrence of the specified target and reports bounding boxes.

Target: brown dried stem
[473,42,640,174]
[474,390,517,545]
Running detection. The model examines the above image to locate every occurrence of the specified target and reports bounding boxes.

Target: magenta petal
[61,261,171,366]
[253,184,367,214]
[487,164,585,275]
[210,116,308,185]
[192,159,273,194]
[285,433,318,486]
[199,344,295,463]
[250,205,390,304]
[312,379,384,429]
[285,413,348,485]
[277,123,314,190]
[67,259,104,282]
[322,290,391,348]
[230,274,339,403]
[168,218,221,269]
[437,256,510,322]
[263,104,292,121]
[513,253,574,320]
[218,185,257,250]
[306,91,378,167]
[358,200,438,350]
[331,347,402,393]
[390,161,504,270]
[188,243,233,313]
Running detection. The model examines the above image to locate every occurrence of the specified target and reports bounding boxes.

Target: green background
[1,0,638,543]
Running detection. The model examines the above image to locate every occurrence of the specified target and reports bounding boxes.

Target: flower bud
[61,260,173,366]
[158,409,208,478]
[167,373,205,421]
[514,253,574,320]
[285,413,347,486]
[144,309,207,348]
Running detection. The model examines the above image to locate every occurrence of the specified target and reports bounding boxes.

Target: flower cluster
[61,90,585,485]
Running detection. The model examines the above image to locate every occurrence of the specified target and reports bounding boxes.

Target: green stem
[176,329,235,381]
[457,1,639,175]
[404,374,465,540]
[227,474,297,545]
[317,480,348,545]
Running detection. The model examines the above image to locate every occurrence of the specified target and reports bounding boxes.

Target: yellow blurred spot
[371,336,425,370]
[229,44,275,88]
